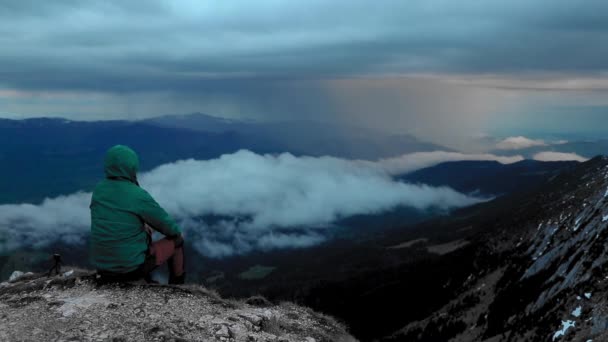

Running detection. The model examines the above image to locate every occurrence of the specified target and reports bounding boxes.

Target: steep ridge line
[387,156,608,341]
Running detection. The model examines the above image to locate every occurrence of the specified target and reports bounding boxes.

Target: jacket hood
[104,145,139,183]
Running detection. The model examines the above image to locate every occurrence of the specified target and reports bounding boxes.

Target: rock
[237,312,263,326]
[244,296,272,307]
[228,323,249,340]
[211,318,231,326]
[215,325,231,338]
[8,271,24,282]
[592,315,608,335]
[200,314,214,322]
[0,270,355,342]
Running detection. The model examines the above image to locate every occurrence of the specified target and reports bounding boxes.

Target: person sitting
[90,145,185,284]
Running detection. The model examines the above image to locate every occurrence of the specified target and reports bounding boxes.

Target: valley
[0,115,601,341]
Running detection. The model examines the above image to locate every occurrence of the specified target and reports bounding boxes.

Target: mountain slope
[398,159,578,196]
[387,156,608,341]
[203,157,606,341]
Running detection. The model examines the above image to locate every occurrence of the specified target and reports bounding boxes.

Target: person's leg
[167,244,185,284]
[149,238,185,284]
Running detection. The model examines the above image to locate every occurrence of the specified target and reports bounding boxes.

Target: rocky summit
[0,269,355,342]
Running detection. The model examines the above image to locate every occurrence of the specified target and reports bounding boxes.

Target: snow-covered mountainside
[387,156,608,341]
[0,269,355,342]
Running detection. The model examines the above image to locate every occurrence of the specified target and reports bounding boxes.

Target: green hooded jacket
[89,145,181,273]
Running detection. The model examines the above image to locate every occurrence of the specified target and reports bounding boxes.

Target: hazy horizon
[1,0,607,148]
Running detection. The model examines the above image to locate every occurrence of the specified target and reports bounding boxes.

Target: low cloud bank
[533,151,589,162]
[372,151,524,175]
[0,192,90,252]
[494,136,570,151]
[0,150,508,257]
[496,136,548,150]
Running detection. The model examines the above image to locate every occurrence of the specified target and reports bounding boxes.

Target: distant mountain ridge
[144,112,450,159]
[0,117,281,203]
[143,112,256,132]
[399,159,578,196]
[0,114,446,203]
[490,139,608,159]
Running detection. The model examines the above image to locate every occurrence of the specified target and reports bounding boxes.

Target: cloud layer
[2,0,608,94]
[496,136,548,150]
[533,151,589,162]
[0,150,504,257]
[1,0,608,145]
[372,151,524,175]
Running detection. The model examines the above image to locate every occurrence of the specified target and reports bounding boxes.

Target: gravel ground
[0,270,356,342]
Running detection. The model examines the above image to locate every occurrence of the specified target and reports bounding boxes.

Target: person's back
[90,145,185,283]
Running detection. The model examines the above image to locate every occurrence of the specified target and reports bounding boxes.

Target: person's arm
[136,189,182,238]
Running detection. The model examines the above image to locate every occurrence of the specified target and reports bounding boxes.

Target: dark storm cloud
[1,0,608,93]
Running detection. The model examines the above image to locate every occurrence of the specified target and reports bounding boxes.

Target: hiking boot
[168,273,186,285]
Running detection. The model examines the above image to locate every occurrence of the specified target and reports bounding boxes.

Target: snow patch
[584,292,592,299]
[9,271,24,282]
[553,320,575,340]
[571,306,581,317]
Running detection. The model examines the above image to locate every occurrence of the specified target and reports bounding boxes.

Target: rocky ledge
[0,269,356,342]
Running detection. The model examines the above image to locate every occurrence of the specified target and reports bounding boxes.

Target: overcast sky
[1,0,607,145]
